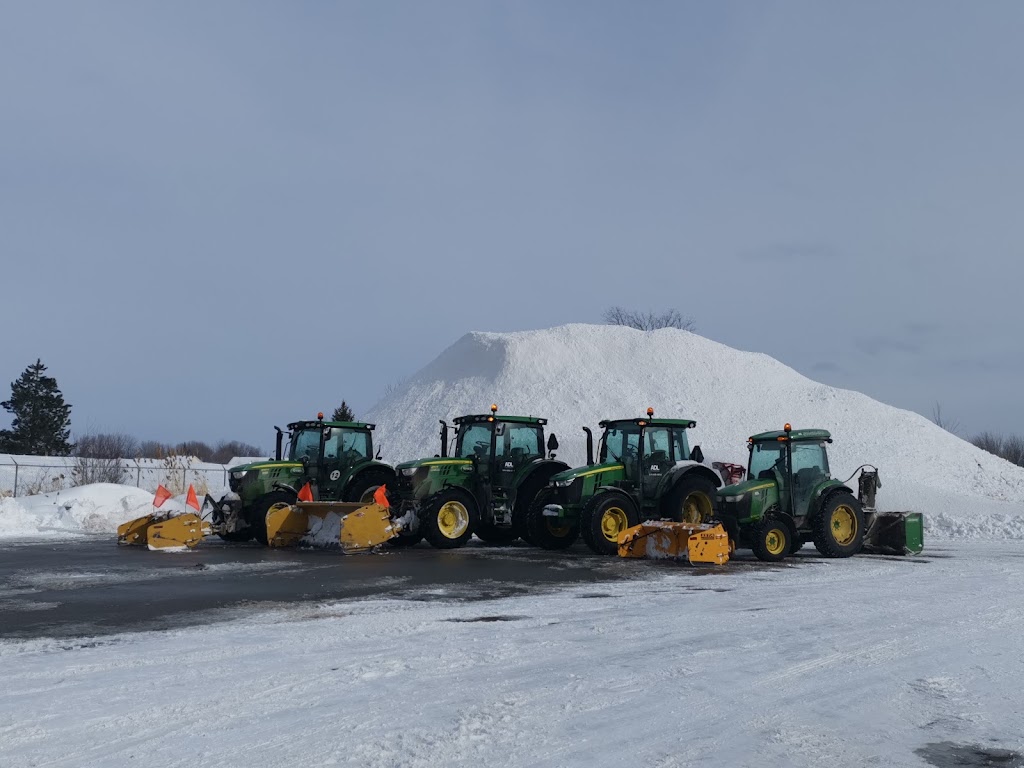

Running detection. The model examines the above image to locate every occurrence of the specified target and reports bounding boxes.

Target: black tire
[580,492,639,556]
[218,530,251,543]
[526,487,579,550]
[345,469,393,504]
[248,490,294,546]
[474,522,519,545]
[511,473,559,546]
[790,534,805,555]
[664,473,717,524]
[812,492,866,558]
[386,531,423,548]
[751,515,792,563]
[421,489,478,549]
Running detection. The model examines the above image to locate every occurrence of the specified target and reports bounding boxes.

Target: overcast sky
[1,1,1021,451]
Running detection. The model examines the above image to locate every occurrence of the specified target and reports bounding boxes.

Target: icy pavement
[1,540,1022,767]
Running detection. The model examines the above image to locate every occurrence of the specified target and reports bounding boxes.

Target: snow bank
[0,484,190,540]
[368,324,1024,538]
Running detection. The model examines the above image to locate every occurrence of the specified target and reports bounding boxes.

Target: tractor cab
[744,426,833,518]
[281,415,380,500]
[451,412,548,495]
[596,413,700,501]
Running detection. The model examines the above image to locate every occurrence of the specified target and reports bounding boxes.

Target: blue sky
[1,1,1021,449]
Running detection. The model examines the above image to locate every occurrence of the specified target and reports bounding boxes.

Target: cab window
[291,429,321,461]
[672,429,690,462]
[458,424,493,459]
[497,424,543,464]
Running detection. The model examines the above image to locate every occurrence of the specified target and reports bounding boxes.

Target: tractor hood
[551,461,623,486]
[716,477,775,500]
[396,457,473,473]
[228,460,303,475]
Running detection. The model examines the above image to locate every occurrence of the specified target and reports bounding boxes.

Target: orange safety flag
[185,484,201,512]
[373,485,390,508]
[297,482,314,502]
[153,485,173,508]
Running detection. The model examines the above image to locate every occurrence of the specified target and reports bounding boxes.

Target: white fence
[0,454,270,498]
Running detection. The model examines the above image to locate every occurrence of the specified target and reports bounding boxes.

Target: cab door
[641,427,673,500]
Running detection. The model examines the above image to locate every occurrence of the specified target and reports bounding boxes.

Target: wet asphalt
[0,536,758,640]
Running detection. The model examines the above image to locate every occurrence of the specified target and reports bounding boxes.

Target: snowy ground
[2,540,1022,768]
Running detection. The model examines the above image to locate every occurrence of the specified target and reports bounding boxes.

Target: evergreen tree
[0,359,73,455]
[331,401,355,422]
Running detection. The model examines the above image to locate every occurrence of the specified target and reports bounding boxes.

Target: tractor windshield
[601,426,640,463]
[749,441,786,480]
[323,429,371,462]
[495,423,543,465]
[457,423,493,460]
[289,429,323,462]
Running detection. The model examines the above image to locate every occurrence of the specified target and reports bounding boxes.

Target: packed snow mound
[368,324,1024,538]
[0,484,190,540]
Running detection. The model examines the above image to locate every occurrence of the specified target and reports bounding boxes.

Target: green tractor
[210,413,395,545]
[388,405,568,549]
[714,423,923,561]
[527,409,723,555]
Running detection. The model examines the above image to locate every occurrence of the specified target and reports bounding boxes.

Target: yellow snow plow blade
[618,521,731,565]
[117,513,210,550]
[266,501,397,552]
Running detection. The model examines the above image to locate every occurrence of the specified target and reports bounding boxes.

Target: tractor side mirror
[547,433,559,459]
[690,445,704,464]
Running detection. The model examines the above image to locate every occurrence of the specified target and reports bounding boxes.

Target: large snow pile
[369,324,1024,538]
[0,484,192,540]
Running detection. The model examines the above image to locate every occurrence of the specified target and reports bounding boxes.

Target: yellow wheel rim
[359,485,380,504]
[600,506,629,542]
[545,519,572,538]
[437,501,469,539]
[830,504,858,546]
[681,491,713,524]
[764,527,786,556]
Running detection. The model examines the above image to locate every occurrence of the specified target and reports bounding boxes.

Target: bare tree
[210,440,264,464]
[971,431,1024,468]
[603,306,696,332]
[72,432,139,486]
[931,402,960,435]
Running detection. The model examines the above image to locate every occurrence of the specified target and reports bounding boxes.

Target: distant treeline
[972,433,1024,468]
[73,433,263,464]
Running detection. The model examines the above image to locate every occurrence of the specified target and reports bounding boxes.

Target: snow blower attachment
[618,521,731,565]
[117,513,210,551]
[118,484,398,552]
[265,500,397,552]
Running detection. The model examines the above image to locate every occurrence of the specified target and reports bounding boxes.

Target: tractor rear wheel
[526,487,579,550]
[248,490,294,546]
[581,493,639,556]
[421,489,478,549]
[664,474,717,524]
[812,493,865,558]
[751,515,792,562]
[345,469,392,504]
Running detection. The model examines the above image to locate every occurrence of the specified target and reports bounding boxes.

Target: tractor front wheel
[581,493,639,556]
[751,515,793,563]
[526,487,580,550]
[665,474,717,524]
[812,493,865,558]
[248,490,294,546]
[421,490,478,549]
[345,469,392,504]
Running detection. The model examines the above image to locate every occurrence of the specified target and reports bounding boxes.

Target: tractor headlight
[722,494,744,503]
[554,477,575,487]
[401,467,418,476]
[231,471,246,480]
